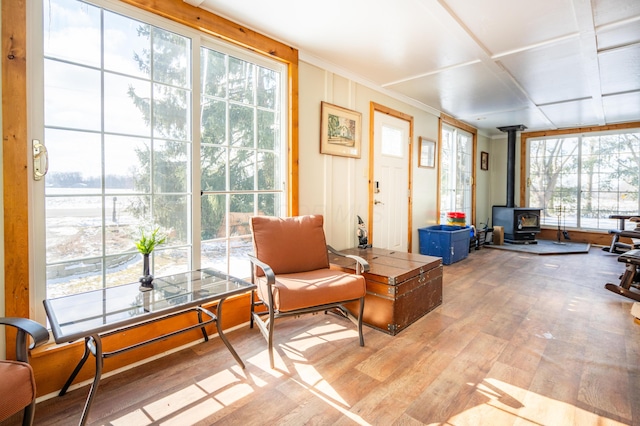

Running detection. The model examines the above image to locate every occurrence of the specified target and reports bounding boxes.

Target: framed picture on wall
[418,137,436,168]
[481,151,489,170]
[320,101,362,158]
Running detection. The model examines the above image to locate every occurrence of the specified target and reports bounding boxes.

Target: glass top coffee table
[43,268,256,426]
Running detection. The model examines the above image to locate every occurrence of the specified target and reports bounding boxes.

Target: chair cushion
[251,215,330,276]
[255,268,366,312]
[0,360,36,421]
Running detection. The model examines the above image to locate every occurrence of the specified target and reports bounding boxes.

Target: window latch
[33,139,49,181]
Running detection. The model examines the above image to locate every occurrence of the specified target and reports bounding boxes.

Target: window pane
[47,261,103,298]
[201,240,227,272]
[258,109,277,150]
[201,194,226,239]
[230,104,255,147]
[257,66,278,109]
[258,193,279,217]
[230,236,252,279]
[44,0,101,67]
[45,129,102,196]
[153,84,191,140]
[104,73,151,136]
[201,49,226,98]
[106,195,151,255]
[381,125,403,157]
[104,135,150,194]
[104,11,150,78]
[44,60,101,130]
[153,140,189,193]
[229,57,254,103]
[152,28,191,87]
[201,99,226,145]
[229,148,255,191]
[258,151,277,190]
[201,146,227,191]
[46,196,103,263]
[229,195,253,237]
[153,195,189,246]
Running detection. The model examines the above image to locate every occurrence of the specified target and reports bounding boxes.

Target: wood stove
[493,206,541,242]
[492,125,541,244]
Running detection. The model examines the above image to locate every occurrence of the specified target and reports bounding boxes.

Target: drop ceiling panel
[592,0,640,26]
[443,0,578,54]
[602,92,640,124]
[539,98,601,129]
[388,61,527,117]
[459,107,552,133]
[497,38,592,105]
[596,20,640,50]
[598,44,640,94]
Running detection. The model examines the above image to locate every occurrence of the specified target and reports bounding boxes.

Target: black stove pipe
[497,125,527,208]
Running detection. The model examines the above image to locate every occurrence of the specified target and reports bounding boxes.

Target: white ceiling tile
[592,0,640,26]
[498,38,593,105]
[443,0,578,54]
[597,20,640,51]
[539,99,602,128]
[602,92,640,123]
[599,44,640,94]
[387,62,528,117]
[461,107,553,135]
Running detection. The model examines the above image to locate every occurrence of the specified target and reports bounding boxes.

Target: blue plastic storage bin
[418,225,471,265]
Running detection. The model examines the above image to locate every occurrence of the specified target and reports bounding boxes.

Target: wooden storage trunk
[329,247,443,335]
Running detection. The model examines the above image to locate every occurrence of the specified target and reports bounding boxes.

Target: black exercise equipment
[605,248,640,302]
[603,215,640,254]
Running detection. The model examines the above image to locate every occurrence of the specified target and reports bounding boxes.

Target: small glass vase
[139,253,154,291]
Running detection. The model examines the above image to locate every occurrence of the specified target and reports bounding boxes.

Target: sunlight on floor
[106,321,360,424]
[107,366,255,425]
[448,378,629,426]
[97,321,630,426]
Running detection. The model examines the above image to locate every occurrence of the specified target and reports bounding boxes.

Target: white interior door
[372,111,410,251]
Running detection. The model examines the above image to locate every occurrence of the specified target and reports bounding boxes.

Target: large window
[527,129,639,230]
[440,124,473,223]
[33,0,286,305]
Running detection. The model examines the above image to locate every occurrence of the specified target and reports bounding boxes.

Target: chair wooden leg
[358,296,365,347]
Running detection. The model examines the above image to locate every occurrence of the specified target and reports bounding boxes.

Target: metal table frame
[43,269,255,426]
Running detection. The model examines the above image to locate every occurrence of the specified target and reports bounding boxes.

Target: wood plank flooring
[3,246,639,425]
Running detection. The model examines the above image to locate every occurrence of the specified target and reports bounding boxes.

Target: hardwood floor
[4,247,640,425]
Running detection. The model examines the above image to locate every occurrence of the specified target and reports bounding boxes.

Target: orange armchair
[0,317,49,426]
[248,215,369,368]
